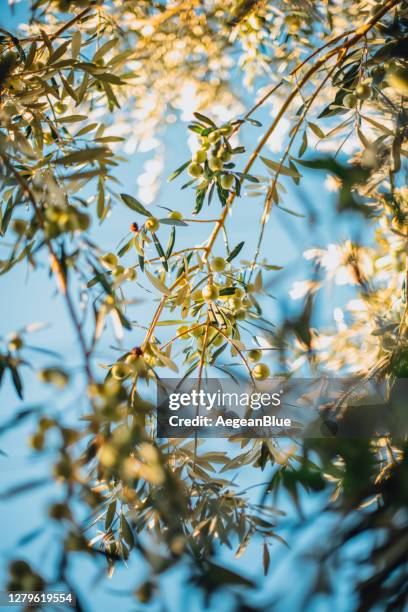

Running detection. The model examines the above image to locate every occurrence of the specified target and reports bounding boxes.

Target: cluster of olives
[44,204,90,238]
[187,124,236,191]
[100,252,137,282]
[110,345,163,382]
[174,256,271,380]
[342,61,408,110]
[343,81,372,109]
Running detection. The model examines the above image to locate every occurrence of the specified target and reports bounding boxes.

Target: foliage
[0,0,407,609]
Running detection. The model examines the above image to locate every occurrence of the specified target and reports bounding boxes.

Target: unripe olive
[387,67,408,96]
[193,149,207,163]
[49,502,71,521]
[199,138,211,150]
[248,349,262,362]
[8,334,23,351]
[136,581,153,604]
[53,458,72,480]
[285,15,301,34]
[207,130,221,144]
[77,212,90,231]
[177,325,189,339]
[9,560,31,578]
[384,60,399,72]
[191,289,203,301]
[229,296,242,309]
[39,417,54,431]
[169,210,183,220]
[220,174,234,190]
[343,93,357,108]
[112,265,125,278]
[252,363,270,380]
[234,308,246,321]
[124,267,137,281]
[111,362,130,380]
[202,284,219,301]
[98,444,117,468]
[12,219,27,235]
[188,162,204,178]
[101,252,118,269]
[210,257,226,272]
[355,83,371,100]
[220,124,234,137]
[145,217,160,233]
[29,432,45,452]
[38,368,69,388]
[54,102,67,114]
[208,156,223,172]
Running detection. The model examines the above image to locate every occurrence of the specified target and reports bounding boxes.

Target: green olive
[169,210,183,220]
[202,284,219,301]
[252,363,270,380]
[8,335,23,351]
[356,83,371,100]
[188,162,204,178]
[208,157,223,172]
[387,67,408,96]
[248,349,262,362]
[101,252,118,269]
[145,217,160,233]
[112,265,125,278]
[220,124,233,137]
[111,362,130,380]
[210,257,226,272]
[193,149,207,163]
[343,93,357,108]
[220,174,234,190]
[177,325,189,339]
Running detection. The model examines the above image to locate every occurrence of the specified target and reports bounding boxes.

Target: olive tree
[0,0,407,609]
